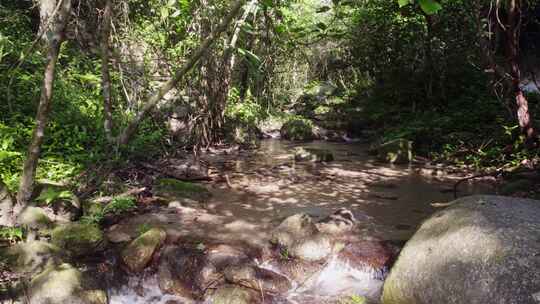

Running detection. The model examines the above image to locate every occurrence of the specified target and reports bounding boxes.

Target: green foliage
[103,196,137,215]
[136,223,152,236]
[36,188,74,206]
[0,227,24,243]
[225,88,266,126]
[81,196,136,225]
[280,116,315,141]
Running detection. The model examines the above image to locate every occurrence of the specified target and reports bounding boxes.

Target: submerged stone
[382,195,540,304]
[223,264,292,294]
[153,178,211,201]
[121,227,166,273]
[294,147,334,162]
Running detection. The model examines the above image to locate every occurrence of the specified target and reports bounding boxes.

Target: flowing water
[107,139,492,304]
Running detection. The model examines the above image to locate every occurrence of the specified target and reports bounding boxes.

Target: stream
[107,139,492,304]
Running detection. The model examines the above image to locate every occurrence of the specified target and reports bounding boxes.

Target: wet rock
[337,241,397,279]
[280,118,317,141]
[223,264,292,294]
[370,138,413,164]
[382,195,540,304]
[153,178,211,201]
[121,227,166,272]
[289,233,333,262]
[1,241,62,276]
[158,245,222,299]
[106,227,132,243]
[499,178,534,196]
[317,208,357,235]
[206,284,260,304]
[206,243,252,270]
[27,263,107,304]
[294,147,334,163]
[271,213,318,248]
[51,223,105,257]
[155,158,210,181]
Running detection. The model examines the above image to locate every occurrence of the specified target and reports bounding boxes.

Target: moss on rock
[153,178,211,201]
[51,223,105,257]
[121,227,166,273]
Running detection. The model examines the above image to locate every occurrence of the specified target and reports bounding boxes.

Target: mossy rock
[280,118,316,141]
[121,227,166,273]
[1,241,62,275]
[51,223,105,257]
[371,138,413,164]
[18,206,52,229]
[207,284,259,304]
[294,147,334,162]
[153,178,211,201]
[27,263,107,304]
[230,124,261,148]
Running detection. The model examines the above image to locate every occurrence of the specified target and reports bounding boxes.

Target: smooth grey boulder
[382,195,540,304]
[270,213,318,248]
[27,263,107,304]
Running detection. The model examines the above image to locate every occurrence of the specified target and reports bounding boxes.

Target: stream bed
[106,139,493,304]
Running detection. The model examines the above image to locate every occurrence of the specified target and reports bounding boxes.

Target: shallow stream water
[108,139,492,304]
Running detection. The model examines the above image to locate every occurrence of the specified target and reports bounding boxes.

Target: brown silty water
[108,139,493,304]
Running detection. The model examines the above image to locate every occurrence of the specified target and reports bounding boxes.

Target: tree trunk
[0,180,15,227]
[116,0,246,147]
[506,0,536,144]
[16,0,72,206]
[101,0,115,143]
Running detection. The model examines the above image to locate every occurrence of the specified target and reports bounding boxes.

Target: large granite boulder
[121,227,167,272]
[382,195,540,304]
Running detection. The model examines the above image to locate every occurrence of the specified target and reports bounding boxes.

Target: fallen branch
[92,187,147,204]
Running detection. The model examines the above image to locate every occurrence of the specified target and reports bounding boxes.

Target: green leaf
[398,0,411,7]
[418,0,442,14]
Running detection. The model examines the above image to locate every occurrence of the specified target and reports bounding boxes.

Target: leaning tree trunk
[16,0,72,206]
[116,0,246,146]
[506,0,536,145]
